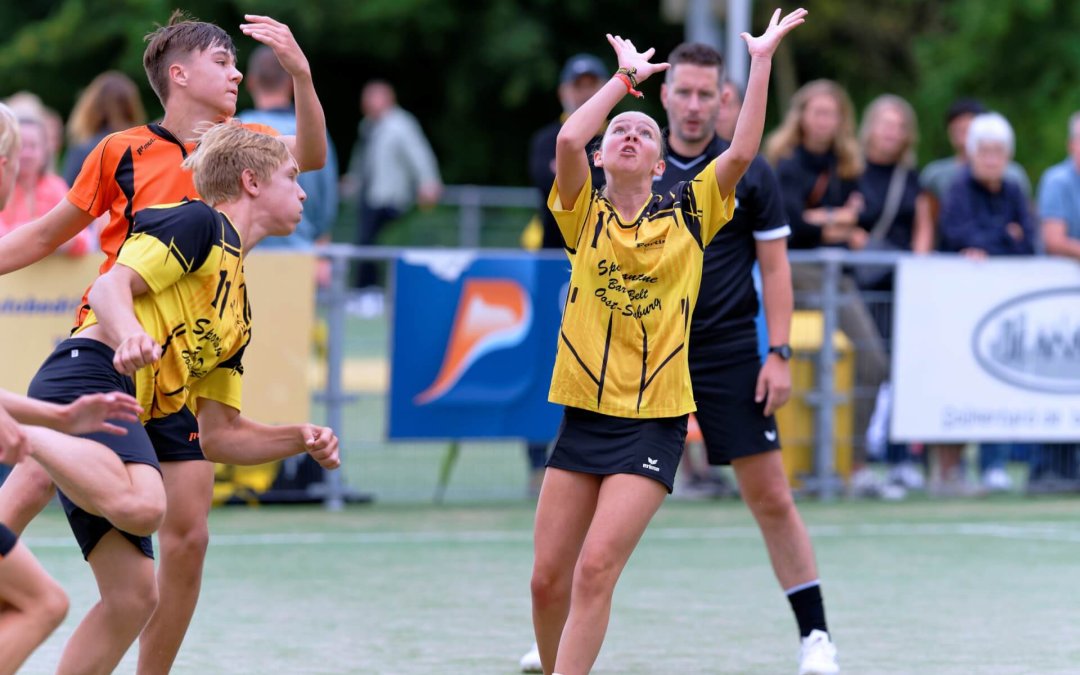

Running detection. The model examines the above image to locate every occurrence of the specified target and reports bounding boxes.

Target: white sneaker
[888,461,925,490]
[982,467,1013,492]
[519,642,542,673]
[798,630,839,675]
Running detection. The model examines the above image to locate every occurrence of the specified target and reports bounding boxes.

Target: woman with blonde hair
[852,94,934,278]
[62,71,146,185]
[765,79,862,249]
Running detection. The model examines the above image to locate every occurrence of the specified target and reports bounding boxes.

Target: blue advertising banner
[389,252,570,442]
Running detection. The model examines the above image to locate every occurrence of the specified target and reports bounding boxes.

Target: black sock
[786,582,828,638]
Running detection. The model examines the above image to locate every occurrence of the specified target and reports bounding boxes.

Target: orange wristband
[614,73,643,99]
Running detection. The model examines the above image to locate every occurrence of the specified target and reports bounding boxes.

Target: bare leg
[24,426,165,536]
[531,468,600,674]
[56,531,159,675]
[0,541,69,675]
[554,474,667,675]
[733,451,818,588]
[0,461,56,535]
[137,460,214,675]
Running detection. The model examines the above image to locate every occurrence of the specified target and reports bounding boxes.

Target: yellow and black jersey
[547,159,734,418]
[76,200,251,421]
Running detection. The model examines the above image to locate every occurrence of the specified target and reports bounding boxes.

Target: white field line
[22,521,1080,549]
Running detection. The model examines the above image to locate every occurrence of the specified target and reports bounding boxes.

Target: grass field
[18,495,1080,674]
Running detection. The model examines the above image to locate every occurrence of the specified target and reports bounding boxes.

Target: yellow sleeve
[546,172,595,252]
[116,204,216,294]
[116,233,194,294]
[189,362,243,414]
[686,158,736,247]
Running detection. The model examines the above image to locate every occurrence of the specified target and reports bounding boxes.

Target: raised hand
[741,8,808,60]
[240,15,311,78]
[113,331,162,375]
[303,424,341,470]
[605,34,670,84]
[62,392,143,436]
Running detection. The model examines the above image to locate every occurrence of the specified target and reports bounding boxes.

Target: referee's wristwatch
[768,344,793,360]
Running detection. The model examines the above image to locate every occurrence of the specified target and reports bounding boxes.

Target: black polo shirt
[654,134,789,363]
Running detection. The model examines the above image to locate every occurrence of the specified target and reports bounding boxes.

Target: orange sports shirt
[66,122,277,326]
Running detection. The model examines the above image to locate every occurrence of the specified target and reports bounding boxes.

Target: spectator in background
[238,45,339,252]
[0,117,92,256]
[851,94,934,494]
[62,71,147,186]
[715,79,743,141]
[5,93,63,175]
[344,80,442,304]
[1029,111,1080,492]
[765,79,893,498]
[527,53,608,250]
[938,112,1034,494]
[921,98,1031,232]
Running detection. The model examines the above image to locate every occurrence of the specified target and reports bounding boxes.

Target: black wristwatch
[768,344,793,360]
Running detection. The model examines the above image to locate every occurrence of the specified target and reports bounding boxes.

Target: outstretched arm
[555,35,669,208]
[0,200,94,275]
[241,15,327,171]
[0,390,141,437]
[197,398,340,469]
[716,8,807,196]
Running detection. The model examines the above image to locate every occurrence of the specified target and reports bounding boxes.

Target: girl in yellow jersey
[530,10,807,674]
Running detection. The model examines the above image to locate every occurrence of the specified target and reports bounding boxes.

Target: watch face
[771,345,792,359]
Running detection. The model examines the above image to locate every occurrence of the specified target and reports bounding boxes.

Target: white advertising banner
[891,257,1080,442]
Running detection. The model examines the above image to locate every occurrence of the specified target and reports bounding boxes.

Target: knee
[110,490,166,538]
[531,564,570,609]
[37,579,70,631]
[572,549,620,599]
[160,518,210,563]
[745,482,796,523]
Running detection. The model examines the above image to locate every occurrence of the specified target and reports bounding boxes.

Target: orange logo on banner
[415,279,532,404]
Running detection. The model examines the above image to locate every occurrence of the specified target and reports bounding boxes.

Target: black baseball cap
[560,54,607,85]
[946,98,987,125]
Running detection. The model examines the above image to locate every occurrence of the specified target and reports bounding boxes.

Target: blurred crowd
[6,51,1079,499]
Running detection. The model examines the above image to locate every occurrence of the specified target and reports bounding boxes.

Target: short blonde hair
[0,103,20,159]
[182,122,291,206]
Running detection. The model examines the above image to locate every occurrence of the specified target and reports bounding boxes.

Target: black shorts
[547,407,688,493]
[145,406,205,462]
[0,522,17,557]
[27,338,158,560]
[689,354,781,465]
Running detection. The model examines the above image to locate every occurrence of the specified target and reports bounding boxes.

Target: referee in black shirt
[655,43,838,675]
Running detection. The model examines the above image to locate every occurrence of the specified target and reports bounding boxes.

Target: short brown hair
[182,122,290,206]
[143,10,235,106]
[665,43,724,85]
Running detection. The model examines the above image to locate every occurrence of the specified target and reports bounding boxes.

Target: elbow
[199,431,225,463]
[555,130,584,156]
[299,153,327,172]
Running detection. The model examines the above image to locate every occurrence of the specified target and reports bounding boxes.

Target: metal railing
[438,185,537,248]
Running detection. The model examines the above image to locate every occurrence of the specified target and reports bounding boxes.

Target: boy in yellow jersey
[529,10,806,674]
[0,101,164,675]
[24,123,339,674]
[0,11,328,672]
